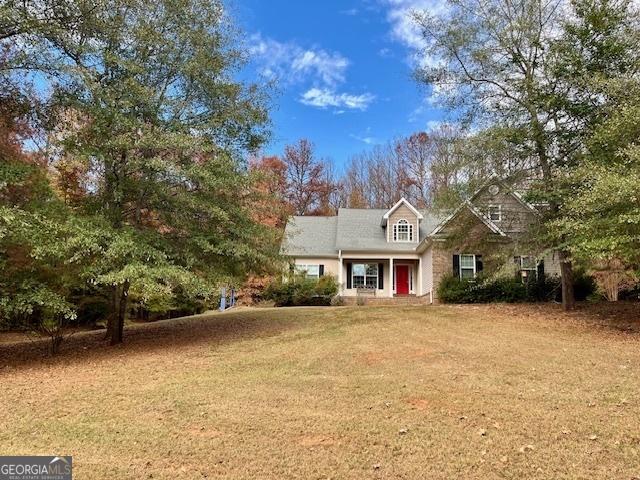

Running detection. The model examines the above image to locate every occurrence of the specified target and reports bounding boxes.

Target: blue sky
[234,0,445,170]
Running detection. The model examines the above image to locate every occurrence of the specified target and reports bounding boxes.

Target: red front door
[396,265,409,294]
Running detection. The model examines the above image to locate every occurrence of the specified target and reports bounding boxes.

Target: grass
[1,304,639,479]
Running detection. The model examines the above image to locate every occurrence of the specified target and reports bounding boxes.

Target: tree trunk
[559,250,575,311]
[108,281,130,345]
[529,109,577,311]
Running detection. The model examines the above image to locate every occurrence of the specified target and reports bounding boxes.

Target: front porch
[338,255,425,299]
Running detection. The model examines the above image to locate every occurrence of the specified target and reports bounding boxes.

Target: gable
[437,207,499,236]
[432,202,506,237]
[382,198,423,223]
[387,204,419,242]
[471,183,538,234]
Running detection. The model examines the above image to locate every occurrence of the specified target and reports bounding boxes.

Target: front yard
[1,304,639,479]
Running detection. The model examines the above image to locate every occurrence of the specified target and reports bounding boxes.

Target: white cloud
[300,88,376,111]
[350,134,379,145]
[249,33,376,112]
[249,34,349,87]
[382,0,449,68]
[291,50,349,86]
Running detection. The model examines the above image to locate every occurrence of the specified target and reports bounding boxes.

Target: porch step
[340,295,428,306]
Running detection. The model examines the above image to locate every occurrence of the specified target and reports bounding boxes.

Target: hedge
[437,271,595,304]
[263,275,339,307]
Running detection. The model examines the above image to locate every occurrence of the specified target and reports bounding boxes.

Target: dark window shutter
[319,264,324,276]
[514,256,521,280]
[346,263,352,289]
[537,259,545,279]
[475,255,483,274]
[378,263,384,289]
[453,254,460,279]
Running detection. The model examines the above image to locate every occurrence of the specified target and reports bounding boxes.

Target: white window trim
[459,254,476,279]
[295,264,320,279]
[488,204,502,222]
[518,256,537,281]
[352,263,379,289]
[393,218,414,243]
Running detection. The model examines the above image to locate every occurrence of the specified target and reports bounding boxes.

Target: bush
[264,275,339,307]
[437,274,565,304]
[572,269,597,301]
[545,269,596,303]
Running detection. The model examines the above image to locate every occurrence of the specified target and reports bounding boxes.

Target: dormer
[381,198,423,243]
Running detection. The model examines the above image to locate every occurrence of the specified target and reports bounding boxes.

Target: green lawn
[1,305,639,479]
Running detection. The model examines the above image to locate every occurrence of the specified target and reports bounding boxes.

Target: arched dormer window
[393,219,413,242]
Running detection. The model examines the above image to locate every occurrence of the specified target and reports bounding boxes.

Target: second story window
[488,205,502,222]
[393,219,413,242]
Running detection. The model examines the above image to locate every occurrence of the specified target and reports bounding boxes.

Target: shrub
[437,274,568,304]
[263,275,338,307]
[547,269,596,302]
[437,275,473,303]
[572,269,597,301]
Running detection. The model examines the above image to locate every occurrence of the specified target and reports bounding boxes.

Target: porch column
[417,257,423,296]
[388,257,394,297]
[338,253,343,293]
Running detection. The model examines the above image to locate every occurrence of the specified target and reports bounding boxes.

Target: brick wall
[431,244,453,304]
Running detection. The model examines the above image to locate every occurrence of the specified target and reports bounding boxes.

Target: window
[488,205,502,222]
[517,256,537,281]
[352,263,378,289]
[460,254,476,279]
[393,219,414,242]
[295,264,320,279]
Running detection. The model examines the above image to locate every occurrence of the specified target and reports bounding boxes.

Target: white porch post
[417,257,422,296]
[338,250,343,293]
[388,257,394,297]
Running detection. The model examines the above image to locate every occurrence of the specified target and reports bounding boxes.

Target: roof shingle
[281,208,447,256]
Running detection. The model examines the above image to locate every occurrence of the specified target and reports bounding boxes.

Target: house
[281,181,561,304]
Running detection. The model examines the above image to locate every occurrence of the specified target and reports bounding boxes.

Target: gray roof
[336,209,444,251]
[281,216,339,257]
[281,208,447,256]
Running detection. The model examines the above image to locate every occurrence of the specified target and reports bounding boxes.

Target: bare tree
[282,139,327,215]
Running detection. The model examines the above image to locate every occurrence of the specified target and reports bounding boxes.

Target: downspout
[338,249,343,294]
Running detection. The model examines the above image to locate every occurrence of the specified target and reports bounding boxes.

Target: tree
[412,0,590,309]
[249,155,290,228]
[3,0,276,345]
[550,79,640,278]
[282,139,331,215]
[543,0,640,299]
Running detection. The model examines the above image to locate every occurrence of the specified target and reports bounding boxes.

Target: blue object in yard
[230,288,236,307]
[219,287,226,311]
